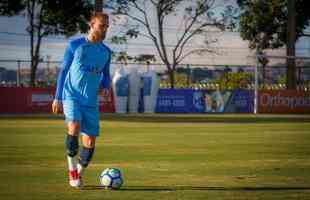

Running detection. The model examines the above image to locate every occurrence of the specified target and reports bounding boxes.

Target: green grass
[0,114,310,200]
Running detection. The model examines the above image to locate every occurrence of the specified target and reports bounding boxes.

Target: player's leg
[66,122,81,187]
[77,134,96,178]
[63,100,82,187]
[77,106,100,178]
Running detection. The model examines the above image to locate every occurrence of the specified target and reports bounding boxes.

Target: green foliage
[0,0,94,86]
[0,0,25,16]
[0,0,93,37]
[161,72,192,88]
[237,0,310,89]
[126,29,139,38]
[42,0,93,36]
[217,72,253,90]
[111,36,128,44]
[112,51,133,64]
[134,54,156,63]
[238,0,310,50]
[174,73,191,88]
[277,74,287,85]
[112,51,156,65]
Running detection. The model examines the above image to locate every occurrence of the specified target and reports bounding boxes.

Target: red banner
[0,87,115,113]
[259,90,310,113]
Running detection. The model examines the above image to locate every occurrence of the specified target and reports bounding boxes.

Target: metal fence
[0,59,310,90]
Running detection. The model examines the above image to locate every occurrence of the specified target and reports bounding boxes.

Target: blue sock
[66,135,79,157]
[79,147,95,168]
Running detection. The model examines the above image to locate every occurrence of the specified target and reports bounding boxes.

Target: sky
[0,1,309,71]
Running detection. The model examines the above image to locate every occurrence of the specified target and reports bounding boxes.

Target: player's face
[90,17,109,41]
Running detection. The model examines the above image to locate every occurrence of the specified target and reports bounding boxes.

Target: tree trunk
[30,56,38,87]
[29,33,42,87]
[29,32,44,87]
[168,69,175,89]
[262,64,266,88]
[28,0,36,87]
[286,0,296,89]
[286,52,296,89]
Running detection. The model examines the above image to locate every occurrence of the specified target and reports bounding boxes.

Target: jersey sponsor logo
[80,65,104,75]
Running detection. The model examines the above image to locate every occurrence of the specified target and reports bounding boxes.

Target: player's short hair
[90,12,109,24]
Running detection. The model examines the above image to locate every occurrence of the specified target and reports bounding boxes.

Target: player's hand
[100,89,109,102]
[52,99,62,114]
[102,89,109,96]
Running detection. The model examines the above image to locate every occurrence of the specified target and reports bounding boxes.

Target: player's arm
[100,53,111,96]
[52,45,74,114]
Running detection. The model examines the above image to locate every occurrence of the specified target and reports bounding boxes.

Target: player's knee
[79,147,95,168]
[82,135,96,148]
[66,135,79,157]
[68,122,80,135]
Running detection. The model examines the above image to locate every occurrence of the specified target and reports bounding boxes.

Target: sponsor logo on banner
[155,89,191,113]
[203,90,227,113]
[30,93,54,106]
[259,90,310,113]
[193,91,204,111]
[158,95,186,107]
[224,90,253,113]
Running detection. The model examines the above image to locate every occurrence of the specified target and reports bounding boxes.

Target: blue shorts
[63,100,100,137]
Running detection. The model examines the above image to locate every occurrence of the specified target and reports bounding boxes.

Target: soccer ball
[99,168,123,189]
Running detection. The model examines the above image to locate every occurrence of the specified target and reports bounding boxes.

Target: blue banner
[155,89,193,113]
[155,89,254,113]
[225,89,254,113]
[203,90,232,113]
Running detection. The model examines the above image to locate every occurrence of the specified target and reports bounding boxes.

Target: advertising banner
[0,87,54,113]
[0,87,115,113]
[224,89,254,113]
[259,90,310,113]
[98,88,115,113]
[155,89,254,113]
[2,87,309,114]
[203,90,232,113]
[155,89,193,113]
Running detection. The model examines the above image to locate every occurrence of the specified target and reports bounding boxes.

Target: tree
[0,0,93,86]
[237,0,310,89]
[0,0,25,16]
[107,0,235,88]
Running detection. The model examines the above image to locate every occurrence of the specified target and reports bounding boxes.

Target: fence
[0,59,310,90]
[0,59,167,87]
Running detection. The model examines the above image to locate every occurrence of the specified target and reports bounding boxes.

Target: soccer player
[52,12,111,188]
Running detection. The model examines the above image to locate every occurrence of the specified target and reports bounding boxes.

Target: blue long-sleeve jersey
[55,37,112,106]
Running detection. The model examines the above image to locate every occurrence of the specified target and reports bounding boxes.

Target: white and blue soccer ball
[99,168,123,189]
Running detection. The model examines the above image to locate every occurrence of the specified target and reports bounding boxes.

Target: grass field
[0,114,310,200]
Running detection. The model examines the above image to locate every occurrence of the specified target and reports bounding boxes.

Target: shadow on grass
[81,185,310,191]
